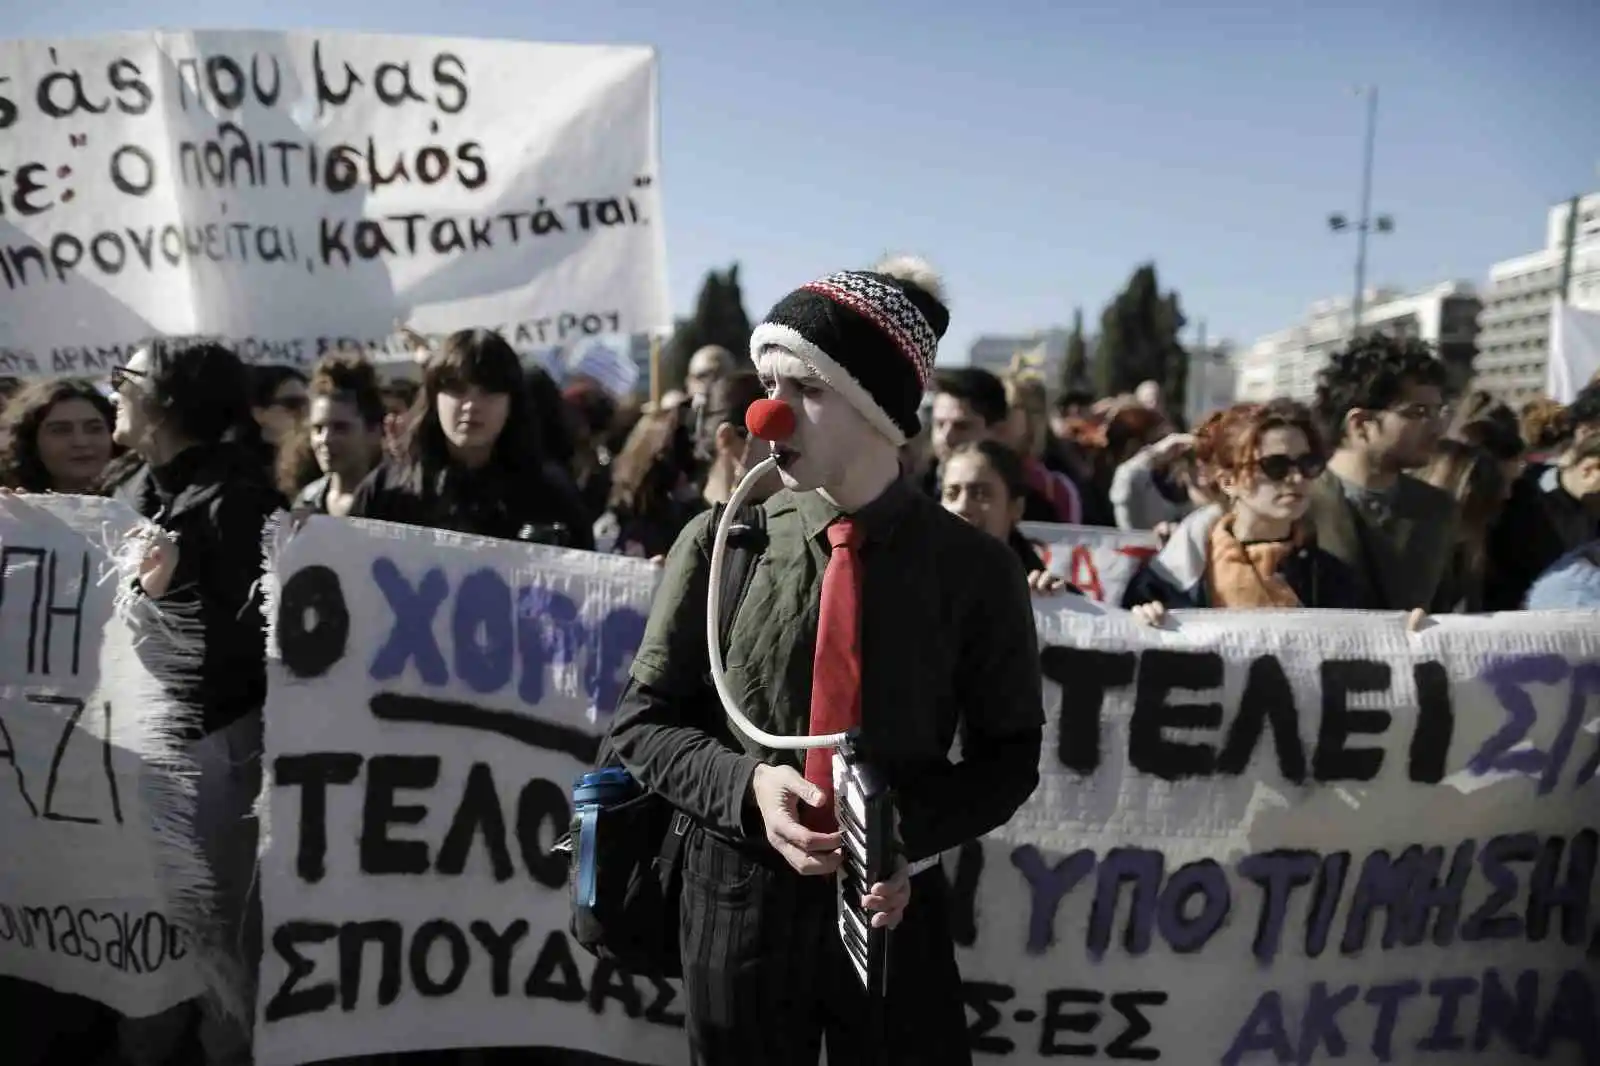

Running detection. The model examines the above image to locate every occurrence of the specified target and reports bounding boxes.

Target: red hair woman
[1123,399,1366,623]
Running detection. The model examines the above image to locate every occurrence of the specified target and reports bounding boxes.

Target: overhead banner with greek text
[258,517,1598,1064]
[0,496,212,1017]
[0,31,668,379]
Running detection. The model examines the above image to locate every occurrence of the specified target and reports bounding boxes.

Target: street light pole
[1327,86,1392,338]
[1351,86,1378,330]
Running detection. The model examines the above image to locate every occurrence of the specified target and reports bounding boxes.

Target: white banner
[0,496,209,1017]
[1548,299,1600,404]
[256,516,676,1065]
[1017,521,1160,604]
[967,601,1596,1065]
[0,31,668,378]
[258,518,1598,1064]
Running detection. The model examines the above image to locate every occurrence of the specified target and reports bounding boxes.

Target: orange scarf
[1203,512,1304,609]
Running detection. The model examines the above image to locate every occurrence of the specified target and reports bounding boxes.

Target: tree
[661,264,753,391]
[1092,263,1188,412]
[1059,307,1090,395]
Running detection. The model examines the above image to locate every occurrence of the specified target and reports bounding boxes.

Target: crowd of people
[4,330,1596,619]
[2,308,1599,1065]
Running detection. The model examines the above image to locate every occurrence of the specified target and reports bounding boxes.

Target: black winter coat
[349,457,595,550]
[115,442,284,736]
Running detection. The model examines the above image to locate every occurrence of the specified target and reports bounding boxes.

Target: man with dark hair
[1306,333,1460,611]
[929,367,1008,462]
[926,367,1071,524]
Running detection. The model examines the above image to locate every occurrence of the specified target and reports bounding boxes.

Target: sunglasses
[1255,454,1325,482]
[1388,402,1448,422]
[108,364,147,392]
[271,396,309,414]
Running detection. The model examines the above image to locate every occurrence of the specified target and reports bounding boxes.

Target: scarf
[1203,511,1304,609]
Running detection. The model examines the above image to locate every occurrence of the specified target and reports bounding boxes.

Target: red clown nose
[746,398,796,443]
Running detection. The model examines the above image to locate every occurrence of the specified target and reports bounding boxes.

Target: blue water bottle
[571,767,637,909]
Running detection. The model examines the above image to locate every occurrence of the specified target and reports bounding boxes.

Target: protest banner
[1017,520,1160,604]
[258,517,1598,1064]
[956,602,1597,1064]
[0,496,211,1017]
[0,31,668,379]
[255,516,679,1065]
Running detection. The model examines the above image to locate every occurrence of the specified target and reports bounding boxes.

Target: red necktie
[802,518,865,832]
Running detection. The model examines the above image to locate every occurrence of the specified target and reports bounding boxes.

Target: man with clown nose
[609,256,1044,1065]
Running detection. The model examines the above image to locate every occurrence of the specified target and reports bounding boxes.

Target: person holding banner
[107,339,283,1066]
[938,438,1073,593]
[609,257,1043,1065]
[1306,333,1461,612]
[1124,399,1364,622]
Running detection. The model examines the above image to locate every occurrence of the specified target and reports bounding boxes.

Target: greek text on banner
[0,496,212,1018]
[256,516,1597,1065]
[0,31,669,378]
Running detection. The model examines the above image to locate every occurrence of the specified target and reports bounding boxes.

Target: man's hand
[862,860,912,929]
[750,764,842,876]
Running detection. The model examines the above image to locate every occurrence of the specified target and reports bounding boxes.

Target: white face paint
[754,347,881,496]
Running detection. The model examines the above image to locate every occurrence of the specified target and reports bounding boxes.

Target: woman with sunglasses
[105,340,283,1066]
[249,365,310,445]
[1124,399,1363,623]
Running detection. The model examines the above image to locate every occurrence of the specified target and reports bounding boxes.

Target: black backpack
[566,504,768,978]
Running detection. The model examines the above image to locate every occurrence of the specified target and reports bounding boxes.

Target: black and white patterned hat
[751,257,949,444]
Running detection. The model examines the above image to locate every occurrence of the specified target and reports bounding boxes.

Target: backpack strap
[710,502,769,651]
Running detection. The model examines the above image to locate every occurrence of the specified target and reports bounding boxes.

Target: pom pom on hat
[872,254,947,305]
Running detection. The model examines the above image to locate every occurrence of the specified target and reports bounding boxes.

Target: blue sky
[9,0,1597,361]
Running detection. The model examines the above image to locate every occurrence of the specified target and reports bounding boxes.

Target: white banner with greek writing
[256,516,676,1065]
[258,517,1598,1064]
[966,601,1596,1065]
[1017,521,1160,604]
[0,31,668,379]
[0,496,210,1017]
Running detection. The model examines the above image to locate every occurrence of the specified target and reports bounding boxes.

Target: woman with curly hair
[1519,397,1569,463]
[0,378,115,492]
[1123,399,1364,623]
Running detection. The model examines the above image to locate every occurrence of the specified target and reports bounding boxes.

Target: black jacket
[349,456,595,549]
[116,442,284,736]
[1484,463,1598,612]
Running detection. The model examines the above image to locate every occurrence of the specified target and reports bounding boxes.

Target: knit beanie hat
[750,256,949,445]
